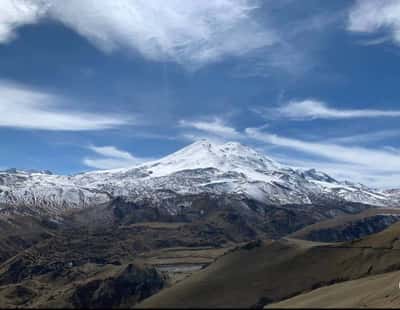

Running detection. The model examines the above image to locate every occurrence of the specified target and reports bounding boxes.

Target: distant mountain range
[0,140,399,216]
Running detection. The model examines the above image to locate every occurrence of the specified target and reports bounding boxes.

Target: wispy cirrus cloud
[83,145,151,170]
[180,133,227,144]
[348,0,400,45]
[1,0,341,75]
[176,117,400,186]
[245,127,400,187]
[179,118,243,140]
[270,99,400,120]
[0,80,129,131]
[272,155,400,188]
[0,0,276,67]
[327,129,400,145]
[245,127,400,173]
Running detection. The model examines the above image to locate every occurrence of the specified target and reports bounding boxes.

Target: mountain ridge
[0,140,398,215]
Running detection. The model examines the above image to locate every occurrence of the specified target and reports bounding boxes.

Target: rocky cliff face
[301,214,400,242]
[68,264,165,309]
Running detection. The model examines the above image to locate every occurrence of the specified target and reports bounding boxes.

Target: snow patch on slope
[0,140,398,214]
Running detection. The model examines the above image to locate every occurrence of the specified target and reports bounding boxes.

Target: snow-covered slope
[0,140,397,215]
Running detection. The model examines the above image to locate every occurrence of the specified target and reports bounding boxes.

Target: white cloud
[274,99,400,120]
[0,0,276,67]
[179,118,242,139]
[348,0,400,45]
[87,145,134,161]
[177,122,400,187]
[245,127,400,173]
[178,117,400,186]
[328,129,400,144]
[178,122,400,187]
[83,145,150,169]
[0,0,45,43]
[274,155,400,188]
[0,80,129,130]
[178,115,400,187]
[180,133,227,144]
[245,127,400,187]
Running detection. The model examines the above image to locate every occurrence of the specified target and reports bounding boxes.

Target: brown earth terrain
[267,270,400,308]
[138,222,400,308]
[0,197,397,308]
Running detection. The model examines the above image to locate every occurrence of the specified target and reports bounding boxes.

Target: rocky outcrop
[305,215,400,242]
[70,264,165,309]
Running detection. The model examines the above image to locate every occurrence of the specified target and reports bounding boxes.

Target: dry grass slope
[267,270,400,308]
[138,223,400,308]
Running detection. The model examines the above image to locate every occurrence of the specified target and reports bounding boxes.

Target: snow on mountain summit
[0,140,398,215]
[138,139,281,180]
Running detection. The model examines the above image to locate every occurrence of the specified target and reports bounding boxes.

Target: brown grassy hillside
[267,270,400,308]
[138,223,400,308]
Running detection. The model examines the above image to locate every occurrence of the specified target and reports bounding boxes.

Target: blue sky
[1,0,400,187]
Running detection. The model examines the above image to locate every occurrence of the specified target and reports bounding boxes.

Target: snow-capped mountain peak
[0,140,399,215]
[139,139,281,179]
